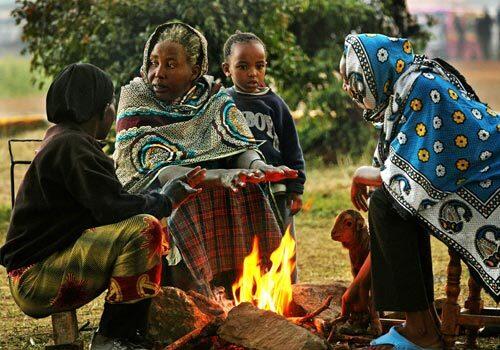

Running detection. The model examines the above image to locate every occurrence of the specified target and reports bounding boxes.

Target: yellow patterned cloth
[8,214,165,318]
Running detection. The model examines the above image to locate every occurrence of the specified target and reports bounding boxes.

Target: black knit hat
[46,63,114,124]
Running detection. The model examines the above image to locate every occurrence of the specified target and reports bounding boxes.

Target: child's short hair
[223,31,267,60]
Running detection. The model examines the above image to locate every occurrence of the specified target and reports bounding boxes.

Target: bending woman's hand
[341,253,372,317]
[161,166,206,209]
[341,279,370,316]
[351,166,382,212]
[351,179,370,212]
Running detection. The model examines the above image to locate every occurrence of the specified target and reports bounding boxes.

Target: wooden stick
[297,295,334,323]
[329,315,349,326]
[164,318,222,350]
[313,318,326,337]
[287,317,326,337]
[187,290,224,309]
[164,328,204,350]
[326,315,372,345]
[327,328,335,343]
[187,290,226,316]
[334,334,372,344]
[326,315,348,343]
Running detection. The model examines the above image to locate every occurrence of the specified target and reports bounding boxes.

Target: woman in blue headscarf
[339,34,498,349]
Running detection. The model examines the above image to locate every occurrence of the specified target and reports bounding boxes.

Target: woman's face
[147,40,200,103]
[339,55,367,110]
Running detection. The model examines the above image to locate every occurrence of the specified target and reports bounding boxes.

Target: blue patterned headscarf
[344,34,415,121]
[344,34,500,301]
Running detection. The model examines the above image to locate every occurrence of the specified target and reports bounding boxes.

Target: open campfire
[232,227,296,316]
[148,227,375,350]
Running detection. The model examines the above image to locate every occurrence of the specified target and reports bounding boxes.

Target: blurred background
[0,0,47,118]
[408,0,500,107]
[408,0,499,60]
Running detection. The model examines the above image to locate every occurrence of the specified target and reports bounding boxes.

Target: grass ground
[0,57,49,99]
[0,127,498,349]
[0,57,48,117]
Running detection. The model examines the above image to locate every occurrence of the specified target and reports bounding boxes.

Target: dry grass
[0,126,498,349]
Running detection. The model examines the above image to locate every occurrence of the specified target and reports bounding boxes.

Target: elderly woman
[114,22,296,295]
[339,34,498,349]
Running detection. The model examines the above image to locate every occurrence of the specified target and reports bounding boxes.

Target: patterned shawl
[344,34,500,301]
[114,22,259,192]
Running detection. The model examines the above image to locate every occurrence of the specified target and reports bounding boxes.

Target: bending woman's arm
[351,166,382,212]
[341,253,372,316]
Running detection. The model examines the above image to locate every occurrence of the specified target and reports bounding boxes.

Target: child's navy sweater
[227,87,306,194]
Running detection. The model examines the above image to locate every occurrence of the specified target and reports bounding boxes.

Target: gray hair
[141,22,209,81]
[158,24,202,67]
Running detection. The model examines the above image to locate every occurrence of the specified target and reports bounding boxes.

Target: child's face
[147,41,200,103]
[223,41,267,93]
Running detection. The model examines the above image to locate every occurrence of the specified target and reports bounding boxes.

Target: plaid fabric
[166,183,282,285]
[8,214,164,318]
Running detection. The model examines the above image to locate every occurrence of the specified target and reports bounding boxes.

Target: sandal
[369,326,437,350]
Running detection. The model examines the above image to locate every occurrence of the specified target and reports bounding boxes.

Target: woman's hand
[256,164,298,183]
[184,166,207,188]
[233,151,298,182]
[341,253,372,317]
[203,168,265,192]
[351,166,382,212]
[161,166,206,208]
[351,179,370,212]
[341,279,370,316]
[287,192,303,215]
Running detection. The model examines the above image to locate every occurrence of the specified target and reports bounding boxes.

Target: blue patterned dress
[344,34,499,301]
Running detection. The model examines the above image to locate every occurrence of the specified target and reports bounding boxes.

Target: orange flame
[232,226,296,316]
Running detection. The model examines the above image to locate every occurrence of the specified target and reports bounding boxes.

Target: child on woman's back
[222,32,306,281]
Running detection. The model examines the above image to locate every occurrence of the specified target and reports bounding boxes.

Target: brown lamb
[331,209,382,336]
[331,209,370,278]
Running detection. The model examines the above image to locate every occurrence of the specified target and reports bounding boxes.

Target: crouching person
[0,63,206,350]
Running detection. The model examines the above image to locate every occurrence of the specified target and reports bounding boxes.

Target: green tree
[13,0,428,162]
[13,0,305,91]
